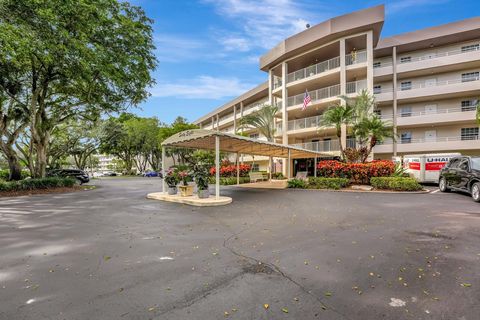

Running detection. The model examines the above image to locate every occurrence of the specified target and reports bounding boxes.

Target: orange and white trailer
[403,153,461,183]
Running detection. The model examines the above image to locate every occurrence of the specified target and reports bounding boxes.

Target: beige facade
[194,5,480,172]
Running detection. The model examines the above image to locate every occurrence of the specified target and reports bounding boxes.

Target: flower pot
[167,186,177,195]
[179,185,194,197]
[197,189,209,199]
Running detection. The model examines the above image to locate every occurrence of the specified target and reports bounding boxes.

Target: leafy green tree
[238,105,278,142]
[320,100,354,160]
[0,0,157,177]
[160,117,198,166]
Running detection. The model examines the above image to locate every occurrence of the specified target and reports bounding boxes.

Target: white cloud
[220,36,251,52]
[154,34,205,62]
[151,76,255,99]
[387,0,452,14]
[204,0,328,50]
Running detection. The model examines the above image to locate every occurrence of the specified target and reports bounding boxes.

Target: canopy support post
[236,152,240,186]
[269,156,272,181]
[162,146,166,194]
[314,155,317,178]
[287,149,291,179]
[215,135,220,199]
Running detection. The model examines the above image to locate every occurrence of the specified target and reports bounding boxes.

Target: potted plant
[178,170,193,197]
[164,168,179,195]
[192,163,210,199]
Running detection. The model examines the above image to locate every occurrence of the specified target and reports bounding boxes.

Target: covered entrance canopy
[161,129,328,199]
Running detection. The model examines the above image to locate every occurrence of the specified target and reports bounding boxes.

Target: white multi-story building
[194,5,480,176]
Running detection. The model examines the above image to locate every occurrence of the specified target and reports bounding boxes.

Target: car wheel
[472,182,480,203]
[439,177,449,192]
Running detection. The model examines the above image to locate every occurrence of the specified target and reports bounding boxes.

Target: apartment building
[194,5,480,176]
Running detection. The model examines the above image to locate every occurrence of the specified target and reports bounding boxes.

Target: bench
[249,172,267,183]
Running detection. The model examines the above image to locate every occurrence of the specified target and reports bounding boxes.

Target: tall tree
[320,100,354,160]
[238,105,278,142]
[0,0,157,177]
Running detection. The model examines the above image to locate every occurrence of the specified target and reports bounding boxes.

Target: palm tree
[320,100,354,159]
[355,115,395,162]
[238,104,278,142]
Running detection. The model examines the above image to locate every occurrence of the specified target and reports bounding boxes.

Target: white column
[236,152,240,185]
[366,30,374,93]
[268,69,273,105]
[215,135,220,199]
[314,156,317,177]
[233,105,237,133]
[392,46,398,157]
[287,149,291,179]
[161,146,166,194]
[240,102,244,164]
[269,156,272,180]
[216,114,219,131]
[281,62,288,177]
[339,38,347,152]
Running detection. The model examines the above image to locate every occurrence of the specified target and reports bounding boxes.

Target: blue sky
[128,0,479,124]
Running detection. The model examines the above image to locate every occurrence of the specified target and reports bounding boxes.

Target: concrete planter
[167,186,177,195]
[197,189,209,199]
[179,185,194,197]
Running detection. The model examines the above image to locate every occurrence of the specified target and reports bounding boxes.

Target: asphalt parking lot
[1,178,479,320]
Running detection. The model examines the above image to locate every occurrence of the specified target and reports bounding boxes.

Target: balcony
[293,140,340,153]
[287,56,340,84]
[396,107,477,127]
[287,79,367,108]
[375,136,480,154]
[287,115,322,132]
[243,102,266,115]
[346,50,367,66]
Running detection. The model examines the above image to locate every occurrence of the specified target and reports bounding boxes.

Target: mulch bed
[0,185,95,198]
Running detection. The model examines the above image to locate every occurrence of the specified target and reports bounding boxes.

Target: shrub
[0,169,30,181]
[287,178,307,189]
[370,177,422,191]
[271,172,284,179]
[308,177,349,190]
[209,164,251,177]
[316,160,395,184]
[0,177,76,192]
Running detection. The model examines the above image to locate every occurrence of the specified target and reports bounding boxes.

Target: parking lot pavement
[1,178,479,320]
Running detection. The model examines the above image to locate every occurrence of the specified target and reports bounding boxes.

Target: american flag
[302,89,311,110]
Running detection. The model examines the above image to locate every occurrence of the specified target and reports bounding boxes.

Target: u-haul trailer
[403,153,461,183]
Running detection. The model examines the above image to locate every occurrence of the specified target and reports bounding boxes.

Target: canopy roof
[162,129,327,159]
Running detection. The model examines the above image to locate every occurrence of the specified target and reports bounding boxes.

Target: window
[373,85,382,94]
[461,72,479,82]
[401,81,412,91]
[461,44,479,52]
[401,132,412,144]
[373,109,382,116]
[249,133,259,139]
[461,99,477,112]
[373,61,381,68]
[251,164,260,172]
[458,159,470,171]
[447,158,460,169]
[461,127,479,140]
[400,56,411,63]
[400,106,412,117]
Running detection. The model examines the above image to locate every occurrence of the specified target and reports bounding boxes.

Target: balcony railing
[373,61,393,68]
[293,140,340,152]
[287,84,340,107]
[346,138,356,149]
[243,102,266,114]
[380,135,479,145]
[273,77,282,89]
[346,79,367,94]
[373,76,480,94]
[287,56,340,83]
[398,46,480,64]
[398,106,478,117]
[346,50,367,66]
[287,114,322,131]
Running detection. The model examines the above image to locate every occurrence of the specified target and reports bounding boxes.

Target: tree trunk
[35,142,48,178]
[0,142,22,181]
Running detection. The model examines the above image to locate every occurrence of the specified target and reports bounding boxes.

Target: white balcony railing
[346,79,367,94]
[287,114,322,131]
[373,61,393,68]
[374,76,480,95]
[380,135,479,145]
[287,56,340,83]
[398,46,480,64]
[293,140,340,152]
[399,106,477,117]
[273,77,282,89]
[287,84,340,107]
[346,50,367,66]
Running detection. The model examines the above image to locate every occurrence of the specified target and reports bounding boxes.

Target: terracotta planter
[197,189,209,199]
[179,185,194,197]
[167,186,177,195]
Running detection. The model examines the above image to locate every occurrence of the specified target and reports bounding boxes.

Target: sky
[127,0,479,124]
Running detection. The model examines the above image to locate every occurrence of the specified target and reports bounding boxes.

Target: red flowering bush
[316,160,395,184]
[210,164,251,177]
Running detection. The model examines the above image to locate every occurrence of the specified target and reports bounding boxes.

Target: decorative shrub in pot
[164,169,179,195]
[193,163,210,199]
[178,170,193,197]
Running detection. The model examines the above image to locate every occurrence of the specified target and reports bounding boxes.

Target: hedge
[370,177,422,191]
[308,177,349,190]
[316,160,395,184]
[209,164,251,177]
[0,177,76,192]
[287,178,307,189]
[0,169,30,181]
[208,176,250,185]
